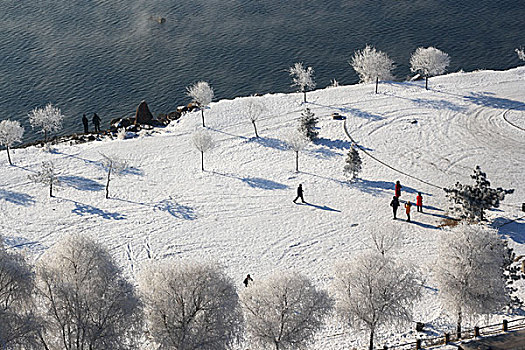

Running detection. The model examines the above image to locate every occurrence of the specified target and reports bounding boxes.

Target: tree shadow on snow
[353,179,430,197]
[71,201,126,220]
[492,217,525,244]
[213,171,289,190]
[309,102,384,121]
[0,189,35,207]
[315,137,351,151]
[306,147,342,159]
[463,92,525,110]
[251,137,288,151]
[411,98,466,112]
[59,175,104,191]
[154,198,197,220]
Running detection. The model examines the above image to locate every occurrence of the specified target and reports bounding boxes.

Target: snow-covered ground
[1,67,524,348]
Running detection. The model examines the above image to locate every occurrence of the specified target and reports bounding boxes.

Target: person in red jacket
[394,180,402,198]
[416,192,423,212]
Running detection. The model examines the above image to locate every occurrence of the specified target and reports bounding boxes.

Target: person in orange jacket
[405,201,412,222]
[416,192,423,212]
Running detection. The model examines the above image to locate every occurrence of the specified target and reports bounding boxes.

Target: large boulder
[134,100,154,125]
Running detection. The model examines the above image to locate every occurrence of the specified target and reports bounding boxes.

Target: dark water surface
[1,0,523,142]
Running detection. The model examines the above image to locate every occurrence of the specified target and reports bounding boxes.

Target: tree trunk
[252,121,259,138]
[375,76,379,94]
[369,328,374,350]
[456,310,462,339]
[303,90,307,103]
[425,76,429,90]
[49,182,53,197]
[105,167,111,199]
[274,341,280,350]
[6,146,12,165]
[201,109,205,127]
[201,151,204,171]
[295,151,299,172]
[44,130,48,142]
[480,208,484,221]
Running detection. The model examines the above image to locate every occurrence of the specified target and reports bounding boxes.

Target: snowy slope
[1,67,524,348]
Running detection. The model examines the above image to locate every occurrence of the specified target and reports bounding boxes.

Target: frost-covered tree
[436,224,508,338]
[100,153,129,199]
[350,45,394,94]
[36,234,142,350]
[502,242,524,310]
[444,165,514,221]
[0,120,24,165]
[289,62,316,103]
[515,47,525,61]
[343,144,362,180]
[286,131,309,172]
[28,161,60,197]
[298,107,319,141]
[28,103,64,141]
[245,99,265,138]
[187,81,214,127]
[333,252,422,350]
[410,47,450,90]
[138,261,243,350]
[192,128,214,171]
[241,271,333,350]
[0,236,40,349]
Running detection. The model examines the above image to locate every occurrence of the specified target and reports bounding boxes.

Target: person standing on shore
[416,192,423,212]
[405,201,412,222]
[293,184,305,204]
[390,195,400,219]
[394,180,402,198]
[92,113,101,133]
[82,114,89,133]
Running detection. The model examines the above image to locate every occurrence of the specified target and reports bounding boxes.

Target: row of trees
[1,223,515,350]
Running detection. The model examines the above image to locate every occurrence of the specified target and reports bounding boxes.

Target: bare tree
[367,228,404,257]
[241,271,333,350]
[245,99,265,138]
[444,165,514,221]
[350,45,394,93]
[289,62,316,103]
[36,234,142,350]
[333,252,422,350]
[100,153,129,199]
[410,47,450,90]
[286,131,309,172]
[192,128,214,171]
[187,81,214,127]
[28,103,64,141]
[138,260,243,350]
[515,47,525,61]
[0,236,40,349]
[0,120,24,165]
[28,161,60,197]
[436,224,508,338]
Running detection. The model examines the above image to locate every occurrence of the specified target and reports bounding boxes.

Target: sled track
[502,106,525,132]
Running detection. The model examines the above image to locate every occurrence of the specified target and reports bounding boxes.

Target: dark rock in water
[126,124,140,132]
[135,101,154,125]
[88,135,96,141]
[187,102,199,112]
[167,111,181,121]
[177,105,188,114]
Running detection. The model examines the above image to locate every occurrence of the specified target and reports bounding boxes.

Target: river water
[1,0,523,142]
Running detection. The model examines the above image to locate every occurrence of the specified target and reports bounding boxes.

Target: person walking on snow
[395,180,402,198]
[416,192,423,212]
[390,195,400,219]
[243,274,253,287]
[82,114,89,133]
[92,113,101,133]
[405,201,412,222]
[293,184,305,203]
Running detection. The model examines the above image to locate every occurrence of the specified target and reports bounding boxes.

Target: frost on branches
[343,144,362,180]
[436,224,508,337]
[333,251,422,350]
[100,153,129,199]
[286,131,309,172]
[410,47,450,90]
[298,107,319,141]
[187,81,214,127]
[516,47,525,61]
[289,62,316,103]
[444,165,514,221]
[28,103,64,141]
[245,99,265,138]
[138,261,243,350]
[0,119,24,165]
[36,234,143,350]
[241,271,333,350]
[350,45,394,93]
[28,161,60,197]
[0,236,39,348]
[192,128,215,171]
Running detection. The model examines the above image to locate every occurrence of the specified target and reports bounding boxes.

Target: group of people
[82,113,101,134]
[390,180,423,222]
